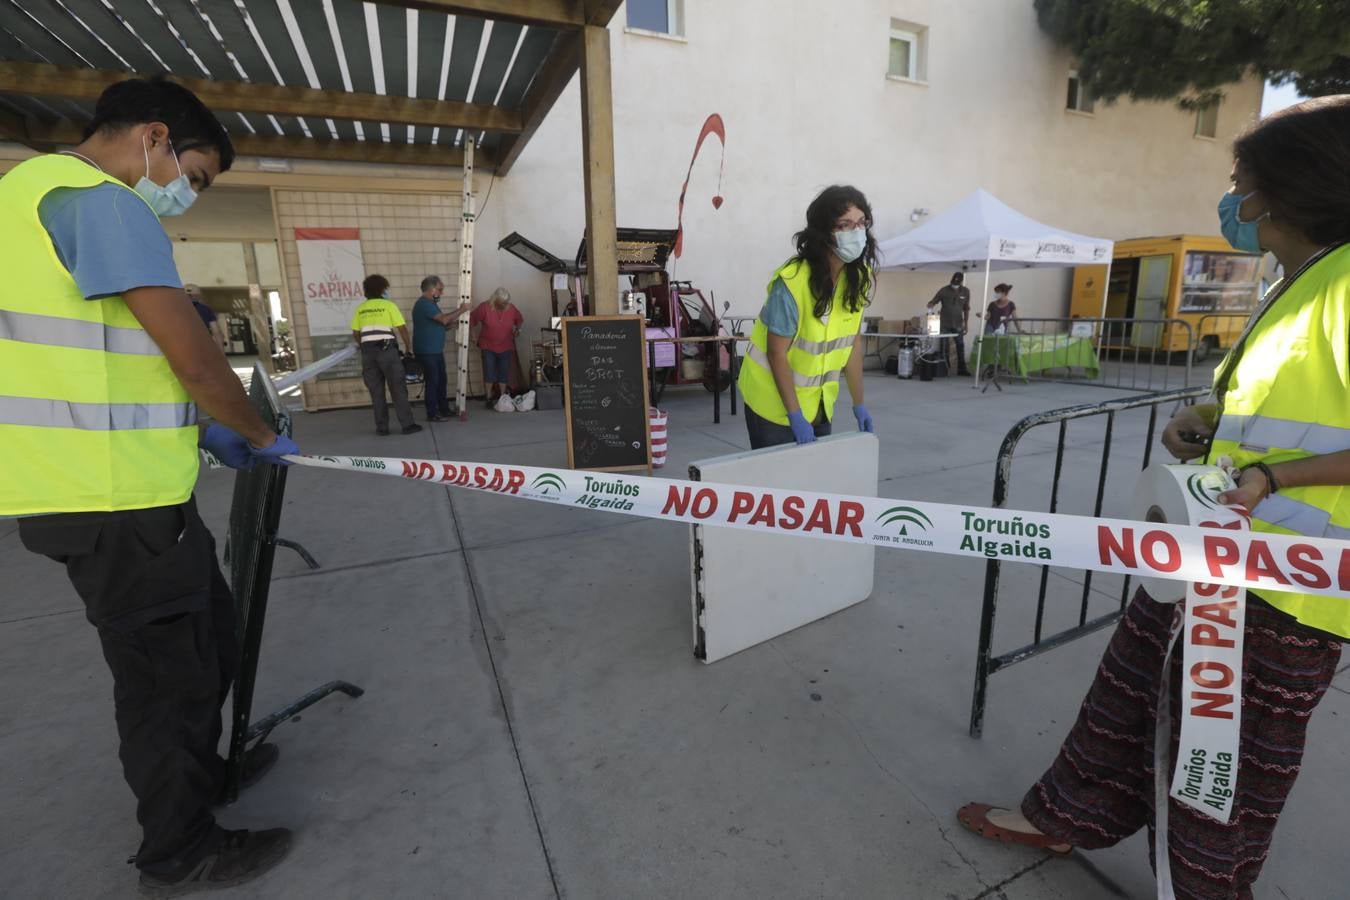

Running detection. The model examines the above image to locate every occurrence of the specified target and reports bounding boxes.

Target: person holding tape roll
[1,77,297,895]
[958,96,1350,899]
[738,184,876,448]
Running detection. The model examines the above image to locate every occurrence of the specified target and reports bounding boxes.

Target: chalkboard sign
[562,316,652,472]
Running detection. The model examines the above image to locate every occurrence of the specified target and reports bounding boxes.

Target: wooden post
[580,24,618,316]
[456,137,476,419]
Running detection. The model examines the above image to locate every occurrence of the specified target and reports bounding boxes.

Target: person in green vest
[350,274,421,436]
[1,77,297,895]
[956,95,1350,900]
[737,185,876,448]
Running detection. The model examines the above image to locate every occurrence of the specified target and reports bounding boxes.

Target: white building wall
[474,0,1262,331]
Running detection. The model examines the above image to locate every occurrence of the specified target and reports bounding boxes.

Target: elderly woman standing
[957,96,1350,899]
[737,184,876,448]
[470,287,523,410]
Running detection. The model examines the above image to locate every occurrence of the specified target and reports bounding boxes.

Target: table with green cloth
[972,333,1100,381]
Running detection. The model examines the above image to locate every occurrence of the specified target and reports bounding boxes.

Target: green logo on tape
[531,472,567,495]
[1186,471,1225,511]
[876,505,933,536]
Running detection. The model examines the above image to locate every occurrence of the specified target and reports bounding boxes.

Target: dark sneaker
[401,424,423,435]
[376,429,390,436]
[139,828,292,898]
[428,414,449,422]
[215,742,279,807]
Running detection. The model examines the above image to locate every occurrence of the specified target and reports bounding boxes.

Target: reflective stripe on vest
[0,395,197,430]
[1252,493,1350,541]
[792,334,858,355]
[744,344,844,388]
[1214,413,1350,456]
[0,308,163,355]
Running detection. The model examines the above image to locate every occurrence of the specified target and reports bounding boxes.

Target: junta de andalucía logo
[531,472,567,496]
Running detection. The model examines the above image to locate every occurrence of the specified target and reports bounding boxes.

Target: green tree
[1034,0,1350,105]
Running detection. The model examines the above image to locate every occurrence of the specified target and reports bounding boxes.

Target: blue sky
[1261,81,1305,117]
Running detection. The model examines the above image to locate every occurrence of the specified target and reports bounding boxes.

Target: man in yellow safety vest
[0,76,296,895]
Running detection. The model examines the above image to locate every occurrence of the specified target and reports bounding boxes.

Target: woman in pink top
[470,287,524,409]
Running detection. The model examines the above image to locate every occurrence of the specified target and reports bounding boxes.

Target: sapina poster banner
[295,227,366,380]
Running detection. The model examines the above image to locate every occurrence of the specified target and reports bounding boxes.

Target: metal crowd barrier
[1192,313,1251,364]
[967,385,1209,738]
[972,317,1197,393]
[222,363,363,803]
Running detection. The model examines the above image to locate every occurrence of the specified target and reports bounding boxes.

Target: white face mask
[833,228,867,263]
[133,135,198,217]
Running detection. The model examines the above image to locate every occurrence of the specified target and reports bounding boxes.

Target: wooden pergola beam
[360,0,584,28]
[232,134,474,168]
[5,116,482,169]
[0,61,521,133]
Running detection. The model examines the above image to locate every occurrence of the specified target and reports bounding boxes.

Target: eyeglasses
[834,219,871,232]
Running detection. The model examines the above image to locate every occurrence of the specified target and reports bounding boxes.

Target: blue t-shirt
[760,278,799,338]
[412,296,448,354]
[37,182,182,300]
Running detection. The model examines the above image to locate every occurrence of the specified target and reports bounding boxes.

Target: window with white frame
[1066,70,1095,114]
[887,19,928,82]
[1195,101,1219,138]
[627,0,684,37]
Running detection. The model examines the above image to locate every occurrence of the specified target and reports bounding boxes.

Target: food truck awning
[0,0,623,174]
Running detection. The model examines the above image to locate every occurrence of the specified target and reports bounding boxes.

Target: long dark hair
[1233,95,1350,246]
[789,185,877,318]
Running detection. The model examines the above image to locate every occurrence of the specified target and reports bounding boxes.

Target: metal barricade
[1192,313,1251,364]
[967,385,1209,738]
[222,363,363,802]
[972,317,1197,392]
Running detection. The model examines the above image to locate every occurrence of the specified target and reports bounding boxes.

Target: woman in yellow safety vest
[737,185,876,449]
[955,96,1350,899]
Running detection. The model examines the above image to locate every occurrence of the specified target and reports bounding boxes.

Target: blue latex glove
[787,410,817,444]
[200,423,255,470]
[853,404,874,434]
[249,433,300,466]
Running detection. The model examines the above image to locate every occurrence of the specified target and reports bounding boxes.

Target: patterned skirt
[1022,587,1341,900]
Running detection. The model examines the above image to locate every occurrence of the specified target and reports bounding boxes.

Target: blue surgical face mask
[382,290,391,299]
[134,136,198,217]
[834,228,867,263]
[1217,190,1266,253]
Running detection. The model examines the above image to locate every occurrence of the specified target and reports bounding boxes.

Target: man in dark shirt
[928,271,972,375]
[186,282,229,353]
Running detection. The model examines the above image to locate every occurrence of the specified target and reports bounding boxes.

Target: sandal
[956,803,1073,856]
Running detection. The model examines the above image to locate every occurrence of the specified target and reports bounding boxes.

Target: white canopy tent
[875,188,1115,384]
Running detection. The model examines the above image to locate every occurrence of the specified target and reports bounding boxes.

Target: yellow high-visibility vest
[351,298,406,343]
[1208,243,1350,637]
[0,154,197,515]
[738,259,865,425]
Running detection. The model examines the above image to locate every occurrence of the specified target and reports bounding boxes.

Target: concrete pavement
[3,367,1346,900]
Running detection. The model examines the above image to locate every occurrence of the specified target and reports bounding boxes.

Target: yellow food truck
[1069,235,1265,361]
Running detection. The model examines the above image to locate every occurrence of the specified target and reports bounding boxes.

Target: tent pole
[972,258,991,389]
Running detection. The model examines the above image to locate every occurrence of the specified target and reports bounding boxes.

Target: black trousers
[19,497,236,871]
[361,343,415,430]
[940,334,968,372]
